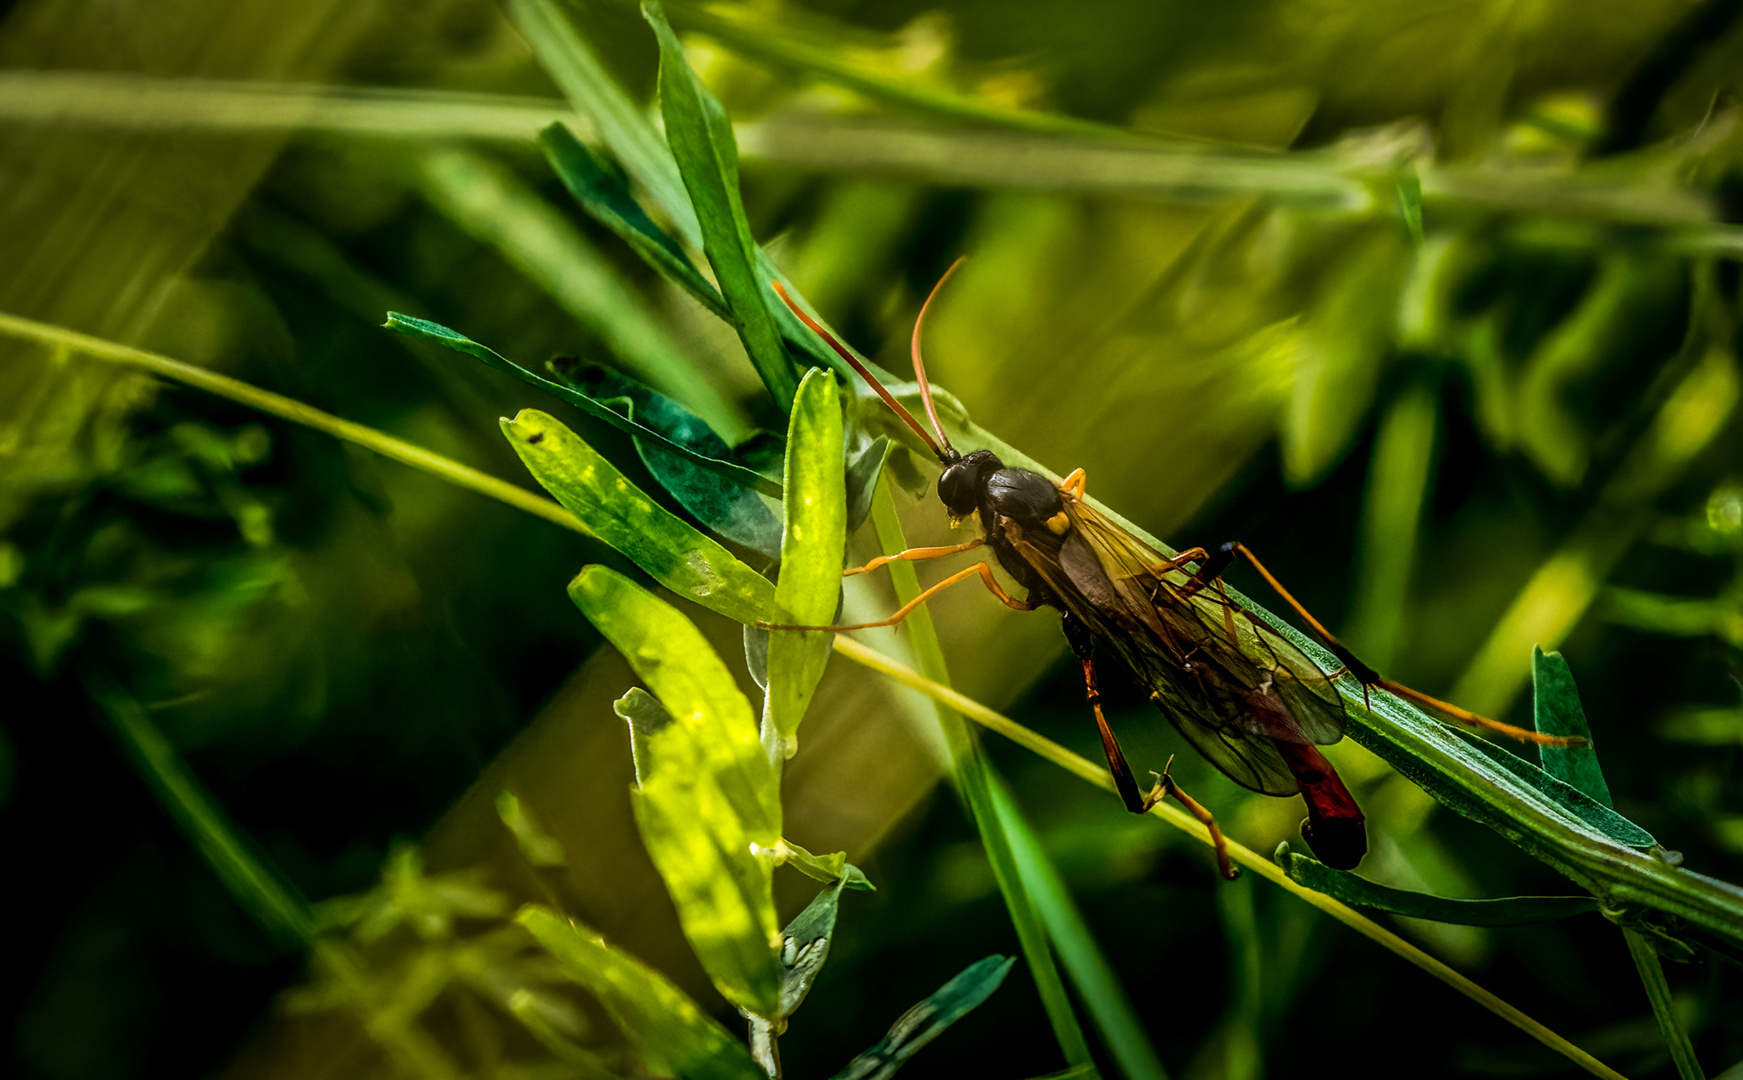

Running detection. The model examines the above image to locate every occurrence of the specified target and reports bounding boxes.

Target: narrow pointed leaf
[845,435,894,532]
[1277,844,1599,926]
[518,905,763,1080]
[538,122,729,319]
[551,359,782,558]
[1533,647,1614,808]
[765,369,846,755]
[1452,730,1655,849]
[829,956,1016,1080]
[389,313,779,498]
[502,409,773,624]
[643,0,798,407]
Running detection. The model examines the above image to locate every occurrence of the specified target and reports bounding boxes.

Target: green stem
[867,480,1095,1075]
[1622,929,1704,1080]
[831,635,1628,1080]
[0,312,592,538]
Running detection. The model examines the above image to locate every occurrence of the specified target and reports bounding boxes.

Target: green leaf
[845,435,894,532]
[1532,646,1614,808]
[538,122,729,320]
[777,879,848,1016]
[550,358,783,559]
[570,566,779,841]
[1622,927,1706,1080]
[1452,730,1656,849]
[502,409,774,625]
[1277,843,1599,926]
[613,687,674,789]
[495,791,567,868]
[765,368,846,756]
[643,0,798,407]
[388,313,779,499]
[571,567,782,1017]
[518,905,764,1080]
[779,838,875,892]
[829,956,1016,1080]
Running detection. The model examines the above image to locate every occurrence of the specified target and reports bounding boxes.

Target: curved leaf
[518,905,763,1080]
[1277,844,1599,926]
[551,359,782,559]
[643,0,798,407]
[502,409,773,625]
[538,122,729,320]
[389,312,779,498]
[765,368,845,755]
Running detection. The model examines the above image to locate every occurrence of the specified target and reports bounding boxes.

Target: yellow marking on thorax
[1045,511,1071,535]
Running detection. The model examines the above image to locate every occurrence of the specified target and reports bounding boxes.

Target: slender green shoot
[866,480,1095,1074]
[1623,929,1704,1080]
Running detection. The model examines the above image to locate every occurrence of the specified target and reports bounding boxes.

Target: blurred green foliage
[5,0,1743,1078]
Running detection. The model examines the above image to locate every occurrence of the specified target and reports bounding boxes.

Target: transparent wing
[1002,498,1348,797]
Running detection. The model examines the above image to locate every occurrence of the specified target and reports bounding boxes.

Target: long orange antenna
[911,257,965,456]
[770,281,948,461]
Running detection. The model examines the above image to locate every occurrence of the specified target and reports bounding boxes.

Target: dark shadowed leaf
[1532,646,1614,807]
[538,122,729,320]
[549,358,783,559]
[502,409,774,625]
[1276,843,1599,926]
[846,435,893,532]
[829,956,1016,1080]
[519,906,763,1080]
[643,1,798,407]
[388,312,779,498]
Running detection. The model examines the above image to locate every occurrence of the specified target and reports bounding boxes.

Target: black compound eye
[936,462,976,514]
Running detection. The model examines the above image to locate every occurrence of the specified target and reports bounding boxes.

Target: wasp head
[937,449,1001,521]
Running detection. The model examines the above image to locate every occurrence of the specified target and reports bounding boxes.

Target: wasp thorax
[936,449,1001,518]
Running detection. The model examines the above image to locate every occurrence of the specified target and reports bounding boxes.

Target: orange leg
[1189,541,1585,748]
[1080,657,1148,815]
[1150,757,1238,881]
[1058,468,1087,500]
[845,538,984,576]
[758,561,1035,632]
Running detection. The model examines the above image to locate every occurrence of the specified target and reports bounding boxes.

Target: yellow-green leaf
[503,409,774,625]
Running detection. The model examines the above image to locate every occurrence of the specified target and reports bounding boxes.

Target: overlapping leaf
[570,567,781,1017]
[502,409,773,625]
[829,956,1015,1080]
[1276,843,1598,926]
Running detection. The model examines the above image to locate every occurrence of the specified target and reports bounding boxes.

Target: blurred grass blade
[503,409,774,624]
[990,775,1167,1080]
[388,313,779,498]
[765,368,845,756]
[828,956,1016,1080]
[409,145,739,436]
[504,0,697,241]
[570,567,782,1016]
[569,566,779,838]
[519,905,764,1080]
[1278,844,1599,926]
[1396,167,1425,244]
[551,360,782,558]
[495,791,568,868]
[867,479,1095,1072]
[539,122,728,319]
[644,0,798,407]
[87,679,315,946]
[1345,377,1438,671]
[1532,647,1614,807]
[1623,928,1706,1080]
[779,839,875,892]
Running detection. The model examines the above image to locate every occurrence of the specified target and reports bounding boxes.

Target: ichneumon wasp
[761,261,1582,880]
